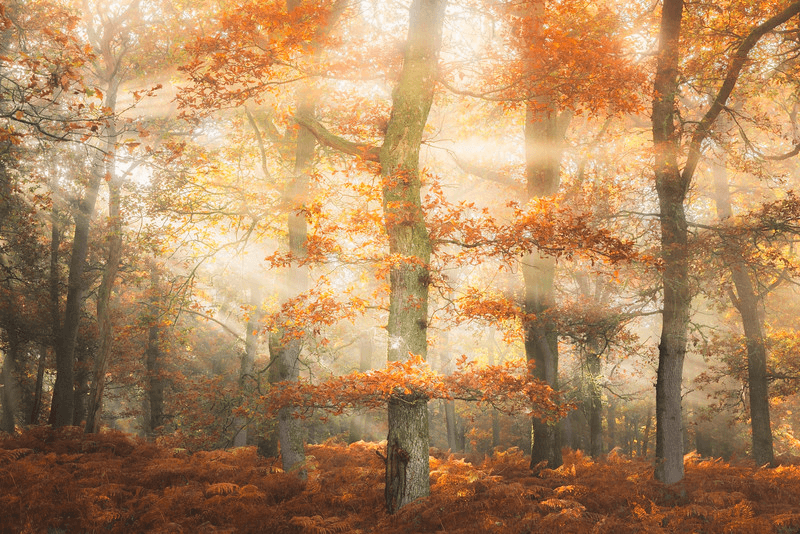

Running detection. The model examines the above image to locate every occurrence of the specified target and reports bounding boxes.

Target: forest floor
[2,427,800,533]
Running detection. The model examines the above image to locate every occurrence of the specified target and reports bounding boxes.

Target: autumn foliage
[2,426,800,533]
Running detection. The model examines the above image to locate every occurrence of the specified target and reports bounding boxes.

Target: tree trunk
[444,399,462,452]
[267,87,314,474]
[234,285,260,447]
[641,408,653,459]
[86,133,121,434]
[523,100,570,470]
[1,330,20,433]
[385,396,429,513]
[586,347,603,458]
[711,160,774,466]
[379,0,446,513]
[652,0,688,485]
[348,332,373,443]
[487,343,500,449]
[29,345,47,424]
[72,341,90,426]
[48,170,102,427]
[49,81,118,427]
[144,266,164,437]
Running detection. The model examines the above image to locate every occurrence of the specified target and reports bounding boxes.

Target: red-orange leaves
[263,354,570,422]
[179,0,342,112]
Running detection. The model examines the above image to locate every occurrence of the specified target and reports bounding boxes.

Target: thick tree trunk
[268,335,305,471]
[1,331,20,432]
[523,100,570,470]
[379,0,445,513]
[48,171,102,426]
[385,396,429,513]
[711,161,774,466]
[652,0,688,485]
[586,347,603,458]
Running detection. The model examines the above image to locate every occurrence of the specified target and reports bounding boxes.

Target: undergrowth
[2,427,800,533]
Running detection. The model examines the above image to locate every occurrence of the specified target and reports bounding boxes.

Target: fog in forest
[4,0,800,521]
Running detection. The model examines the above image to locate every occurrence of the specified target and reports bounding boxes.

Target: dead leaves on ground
[2,427,800,533]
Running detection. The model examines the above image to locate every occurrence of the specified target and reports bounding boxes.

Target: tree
[650,0,800,483]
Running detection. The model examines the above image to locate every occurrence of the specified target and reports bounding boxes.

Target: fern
[204,482,240,497]
[0,448,33,464]
[289,515,351,534]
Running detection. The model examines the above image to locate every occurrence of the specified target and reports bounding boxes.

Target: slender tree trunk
[711,161,774,466]
[652,0,689,485]
[48,171,102,426]
[72,341,90,426]
[86,125,121,434]
[439,319,463,452]
[234,285,260,447]
[144,266,164,437]
[487,343,500,449]
[641,408,653,459]
[348,332,373,443]
[267,85,314,474]
[49,82,118,427]
[606,400,617,452]
[380,0,446,513]
[29,345,47,424]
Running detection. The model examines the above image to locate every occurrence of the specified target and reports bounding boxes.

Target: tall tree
[711,157,774,466]
[295,0,447,511]
[651,0,800,483]
[523,98,571,469]
[378,0,446,511]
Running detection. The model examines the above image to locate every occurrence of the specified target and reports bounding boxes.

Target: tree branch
[682,2,800,182]
[294,111,381,163]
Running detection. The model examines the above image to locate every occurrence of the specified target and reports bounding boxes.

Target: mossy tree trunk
[380,0,446,513]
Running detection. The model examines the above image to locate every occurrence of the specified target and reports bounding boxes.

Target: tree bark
[651,0,800,485]
[144,266,164,437]
[86,129,121,434]
[348,332,373,443]
[523,101,570,469]
[1,329,20,433]
[651,0,689,485]
[72,341,91,426]
[234,285,260,447]
[711,160,774,466]
[29,345,47,424]
[49,79,119,427]
[586,345,603,458]
[379,0,446,513]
